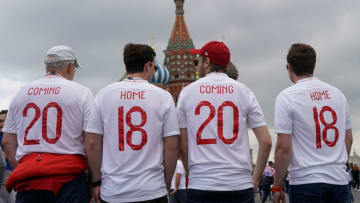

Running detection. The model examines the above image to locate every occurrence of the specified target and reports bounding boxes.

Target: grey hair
[45,60,74,70]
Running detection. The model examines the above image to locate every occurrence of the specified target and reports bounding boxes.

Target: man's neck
[293,74,313,83]
[127,73,147,80]
[207,70,227,76]
[46,69,71,80]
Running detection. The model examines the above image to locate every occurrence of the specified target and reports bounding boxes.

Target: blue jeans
[261,188,271,203]
[289,183,350,203]
[15,172,89,203]
[169,189,187,203]
[187,188,254,203]
[348,182,354,203]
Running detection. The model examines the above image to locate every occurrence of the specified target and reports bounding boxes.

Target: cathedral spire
[163,0,196,103]
[167,0,193,50]
[174,0,184,15]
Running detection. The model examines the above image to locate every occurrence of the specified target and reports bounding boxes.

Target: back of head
[0,110,8,115]
[268,161,273,167]
[287,43,316,76]
[123,43,156,74]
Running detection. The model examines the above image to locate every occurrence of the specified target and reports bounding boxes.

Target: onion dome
[119,58,169,85]
[151,58,170,85]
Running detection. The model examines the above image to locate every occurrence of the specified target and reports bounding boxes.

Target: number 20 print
[195,101,239,145]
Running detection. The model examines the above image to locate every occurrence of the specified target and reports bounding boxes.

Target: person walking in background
[350,162,355,189]
[352,164,360,191]
[347,162,354,202]
[169,157,187,203]
[261,161,275,203]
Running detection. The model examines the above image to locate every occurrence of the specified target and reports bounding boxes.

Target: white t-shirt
[274,77,352,185]
[177,72,266,191]
[86,78,179,203]
[2,74,93,161]
[170,160,186,190]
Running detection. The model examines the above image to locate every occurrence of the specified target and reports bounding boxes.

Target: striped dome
[151,58,169,85]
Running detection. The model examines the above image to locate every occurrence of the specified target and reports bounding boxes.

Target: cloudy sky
[1,0,359,158]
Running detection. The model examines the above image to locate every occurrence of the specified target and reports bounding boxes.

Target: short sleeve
[82,89,94,131]
[162,93,180,137]
[176,90,187,129]
[274,93,293,134]
[85,94,104,135]
[176,160,184,175]
[2,101,17,134]
[345,102,352,130]
[247,91,266,128]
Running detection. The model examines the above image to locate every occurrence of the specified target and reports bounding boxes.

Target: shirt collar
[124,77,148,83]
[207,72,228,78]
[296,76,318,84]
[43,71,63,78]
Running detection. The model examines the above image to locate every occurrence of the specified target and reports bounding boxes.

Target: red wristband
[271,185,283,193]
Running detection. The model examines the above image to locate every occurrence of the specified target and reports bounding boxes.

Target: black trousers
[187,188,254,203]
[16,173,90,203]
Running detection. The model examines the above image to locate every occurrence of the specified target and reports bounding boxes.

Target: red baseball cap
[190,41,230,68]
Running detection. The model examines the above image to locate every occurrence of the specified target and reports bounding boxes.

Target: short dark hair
[123,43,156,74]
[287,43,316,76]
[0,110,8,115]
[199,55,227,73]
[209,62,226,73]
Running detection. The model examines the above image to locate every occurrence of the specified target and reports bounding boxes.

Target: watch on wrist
[90,180,101,187]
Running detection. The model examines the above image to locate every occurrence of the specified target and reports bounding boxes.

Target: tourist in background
[353,164,360,191]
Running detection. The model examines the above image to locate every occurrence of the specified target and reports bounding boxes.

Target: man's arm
[1,133,18,168]
[174,173,182,189]
[85,132,103,182]
[163,135,179,190]
[273,133,291,187]
[345,129,353,157]
[251,126,272,189]
[169,172,182,195]
[179,128,188,175]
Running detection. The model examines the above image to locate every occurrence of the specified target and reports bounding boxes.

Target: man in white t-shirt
[169,158,187,203]
[177,41,272,203]
[2,45,93,203]
[273,43,353,203]
[85,43,179,203]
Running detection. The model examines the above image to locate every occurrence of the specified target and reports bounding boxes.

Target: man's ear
[205,57,210,66]
[288,64,295,73]
[66,63,72,75]
[143,62,150,73]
